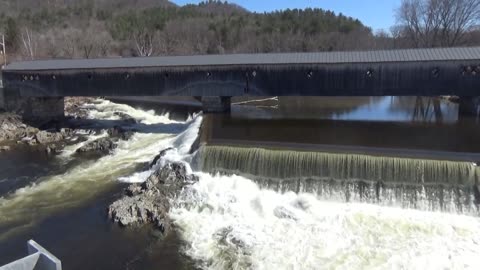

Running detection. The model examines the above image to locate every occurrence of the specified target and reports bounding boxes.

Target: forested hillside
[0,0,479,61]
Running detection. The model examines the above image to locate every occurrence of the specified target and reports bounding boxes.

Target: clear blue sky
[172,0,402,31]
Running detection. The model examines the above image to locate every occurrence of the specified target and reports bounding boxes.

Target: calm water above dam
[0,96,479,269]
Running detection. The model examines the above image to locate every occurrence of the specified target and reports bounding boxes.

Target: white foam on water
[0,99,201,236]
[88,99,172,125]
[170,173,480,270]
[118,114,203,183]
[58,130,108,158]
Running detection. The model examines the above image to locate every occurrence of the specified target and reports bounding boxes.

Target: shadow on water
[0,183,197,270]
[65,118,191,134]
[197,96,480,215]
[0,99,200,270]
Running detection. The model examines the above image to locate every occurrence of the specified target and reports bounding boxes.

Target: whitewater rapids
[168,172,480,269]
[0,99,202,238]
[0,99,479,269]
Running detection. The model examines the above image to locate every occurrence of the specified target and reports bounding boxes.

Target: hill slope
[0,0,375,60]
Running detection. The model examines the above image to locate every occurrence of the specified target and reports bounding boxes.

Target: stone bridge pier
[459,96,480,119]
[0,86,5,111]
[200,96,231,113]
[2,88,64,121]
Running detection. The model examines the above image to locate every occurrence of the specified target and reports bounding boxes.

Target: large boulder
[108,161,198,235]
[34,130,64,144]
[149,147,174,168]
[113,112,138,124]
[144,162,197,189]
[107,126,135,141]
[76,137,116,154]
[0,113,38,143]
[108,195,170,233]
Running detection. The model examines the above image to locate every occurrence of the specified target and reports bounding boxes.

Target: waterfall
[196,145,480,214]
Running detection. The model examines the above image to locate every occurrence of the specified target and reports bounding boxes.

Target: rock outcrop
[76,137,117,154]
[113,112,138,124]
[0,97,92,150]
[1,97,139,154]
[107,126,136,141]
[0,113,38,143]
[108,160,198,235]
[149,147,174,168]
[65,97,96,119]
[34,131,65,145]
[75,126,136,155]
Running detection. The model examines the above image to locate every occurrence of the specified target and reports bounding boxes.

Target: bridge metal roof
[5,47,480,71]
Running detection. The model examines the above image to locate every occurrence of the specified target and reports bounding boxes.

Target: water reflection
[231,96,470,124]
[389,97,458,123]
[207,96,480,155]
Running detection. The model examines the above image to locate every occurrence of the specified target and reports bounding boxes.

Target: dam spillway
[196,145,480,214]
[1,96,480,269]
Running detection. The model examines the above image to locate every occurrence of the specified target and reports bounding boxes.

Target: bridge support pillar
[4,90,64,122]
[0,87,5,111]
[201,96,231,113]
[458,96,479,120]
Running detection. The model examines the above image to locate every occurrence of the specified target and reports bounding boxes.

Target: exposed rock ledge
[75,126,136,155]
[0,97,95,151]
[108,160,198,235]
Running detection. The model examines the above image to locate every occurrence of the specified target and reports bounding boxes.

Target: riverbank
[0,97,95,150]
[0,97,143,156]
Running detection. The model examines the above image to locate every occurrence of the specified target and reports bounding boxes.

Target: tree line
[0,0,479,61]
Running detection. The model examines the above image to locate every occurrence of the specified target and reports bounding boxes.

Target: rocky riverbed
[0,97,136,155]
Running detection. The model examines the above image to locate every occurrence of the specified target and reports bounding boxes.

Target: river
[0,96,479,269]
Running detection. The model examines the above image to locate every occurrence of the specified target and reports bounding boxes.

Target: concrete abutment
[201,96,231,113]
[3,89,64,121]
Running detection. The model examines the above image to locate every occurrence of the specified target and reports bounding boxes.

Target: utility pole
[0,33,6,67]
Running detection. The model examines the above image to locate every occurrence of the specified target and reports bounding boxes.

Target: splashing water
[2,98,480,269]
[194,145,480,214]
[170,173,480,270]
[0,99,203,238]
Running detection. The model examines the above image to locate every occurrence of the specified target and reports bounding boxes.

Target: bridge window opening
[124,73,130,80]
[472,66,480,76]
[29,75,33,81]
[52,75,56,80]
[366,69,374,78]
[465,66,473,75]
[35,75,39,81]
[252,70,257,77]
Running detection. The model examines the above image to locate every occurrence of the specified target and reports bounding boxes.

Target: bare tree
[60,29,81,58]
[96,31,113,57]
[78,32,96,59]
[395,0,480,47]
[133,30,155,57]
[21,28,37,60]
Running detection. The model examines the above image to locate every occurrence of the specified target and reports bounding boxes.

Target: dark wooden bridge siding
[3,47,480,97]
